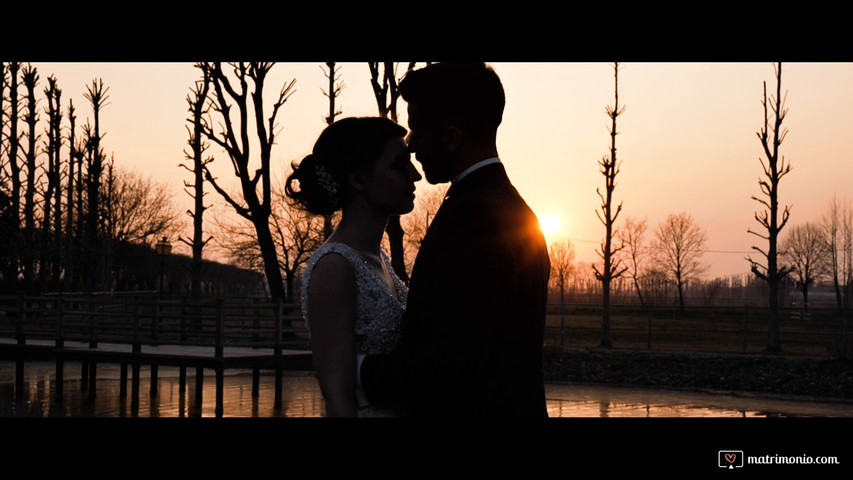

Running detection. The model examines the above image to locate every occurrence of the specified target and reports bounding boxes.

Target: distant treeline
[0,62,268,297]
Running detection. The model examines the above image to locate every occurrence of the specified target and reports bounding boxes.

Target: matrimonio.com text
[719,450,842,469]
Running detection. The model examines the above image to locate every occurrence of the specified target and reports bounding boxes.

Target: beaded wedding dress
[301,242,408,417]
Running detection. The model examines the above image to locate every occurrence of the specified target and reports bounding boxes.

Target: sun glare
[540,215,560,234]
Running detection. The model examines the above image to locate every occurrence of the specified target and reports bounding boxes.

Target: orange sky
[25,62,853,280]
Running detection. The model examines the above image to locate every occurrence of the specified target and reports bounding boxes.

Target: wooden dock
[0,294,313,417]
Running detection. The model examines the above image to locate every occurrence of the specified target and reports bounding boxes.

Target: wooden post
[15,295,26,396]
[251,300,261,395]
[215,366,224,417]
[80,361,88,391]
[54,295,64,403]
[120,364,127,397]
[252,369,260,398]
[274,300,283,409]
[215,298,224,417]
[88,362,97,401]
[178,297,188,397]
[195,367,204,408]
[131,297,142,413]
[150,364,158,396]
[81,295,95,395]
[215,299,224,359]
[131,363,140,413]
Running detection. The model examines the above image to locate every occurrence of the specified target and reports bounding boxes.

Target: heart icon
[725,453,737,464]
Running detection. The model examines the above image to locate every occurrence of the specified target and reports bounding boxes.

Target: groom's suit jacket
[361,162,551,416]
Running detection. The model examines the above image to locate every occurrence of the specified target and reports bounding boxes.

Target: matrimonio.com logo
[718,450,841,468]
[719,450,744,469]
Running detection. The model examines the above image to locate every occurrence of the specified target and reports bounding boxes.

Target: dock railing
[0,294,312,417]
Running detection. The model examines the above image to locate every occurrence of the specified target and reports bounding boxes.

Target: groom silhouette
[359,62,551,417]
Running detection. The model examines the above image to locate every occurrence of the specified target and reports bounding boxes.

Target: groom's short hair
[399,62,505,133]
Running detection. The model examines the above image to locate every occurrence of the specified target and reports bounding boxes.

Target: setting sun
[540,215,560,234]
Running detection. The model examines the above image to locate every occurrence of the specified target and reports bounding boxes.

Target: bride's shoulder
[308,243,355,273]
[304,246,357,301]
[307,242,369,282]
[308,242,361,268]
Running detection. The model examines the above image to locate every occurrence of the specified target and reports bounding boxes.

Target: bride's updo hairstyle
[285,117,407,215]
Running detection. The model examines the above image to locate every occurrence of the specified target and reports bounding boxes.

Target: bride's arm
[305,253,358,417]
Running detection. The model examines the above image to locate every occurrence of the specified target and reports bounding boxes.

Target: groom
[359,62,551,417]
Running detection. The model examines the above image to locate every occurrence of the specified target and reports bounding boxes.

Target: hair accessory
[315,164,340,210]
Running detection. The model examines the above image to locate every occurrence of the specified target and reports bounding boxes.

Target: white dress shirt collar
[452,157,501,185]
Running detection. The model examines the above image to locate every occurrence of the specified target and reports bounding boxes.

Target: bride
[285,116,421,417]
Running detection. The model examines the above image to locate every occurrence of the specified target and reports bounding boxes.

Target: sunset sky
[25,62,853,279]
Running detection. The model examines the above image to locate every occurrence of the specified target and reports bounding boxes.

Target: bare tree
[368,62,420,284]
[400,183,448,273]
[549,239,576,345]
[4,63,22,228]
[214,178,325,302]
[82,78,111,291]
[747,62,792,352]
[62,99,80,291]
[198,62,296,301]
[179,68,213,300]
[83,80,109,225]
[272,189,326,303]
[19,65,41,286]
[322,62,345,126]
[617,216,648,306]
[0,63,4,178]
[43,75,63,286]
[780,222,829,312]
[368,62,405,122]
[592,63,628,347]
[72,136,86,290]
[0,186,14,292]
[821,195,853,313]
[0,62,22,290]
[0,64,10,290]
[66,106,86,291]
[106,166,181,247]
[653,212,708,313]
[320,62,345,240]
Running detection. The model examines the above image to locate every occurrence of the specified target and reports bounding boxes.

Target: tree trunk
[7,63,21,237]
[633,277,645,306]
[385,215,408,284]
[601,281,612,347]
[22,67,38,287]
[285,270,296,306]
[254,217,286,301]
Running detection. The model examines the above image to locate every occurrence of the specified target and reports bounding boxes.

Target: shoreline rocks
[543,348,853,402]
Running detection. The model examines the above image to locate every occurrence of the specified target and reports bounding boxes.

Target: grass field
[545,303,852,357]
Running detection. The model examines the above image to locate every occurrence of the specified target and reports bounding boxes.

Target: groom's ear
[440,126,463,153]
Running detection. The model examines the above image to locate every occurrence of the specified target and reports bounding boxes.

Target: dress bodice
[301,242,407,355]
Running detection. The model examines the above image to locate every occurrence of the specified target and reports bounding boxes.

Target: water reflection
[546,383,853,418]
[2,361,851,418]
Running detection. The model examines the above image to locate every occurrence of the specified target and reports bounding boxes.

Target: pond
[1,361,851,418]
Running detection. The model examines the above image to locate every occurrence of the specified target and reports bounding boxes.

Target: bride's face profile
[359,136,422,216]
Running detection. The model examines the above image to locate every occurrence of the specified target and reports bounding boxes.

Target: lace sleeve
[301,242,407,355]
